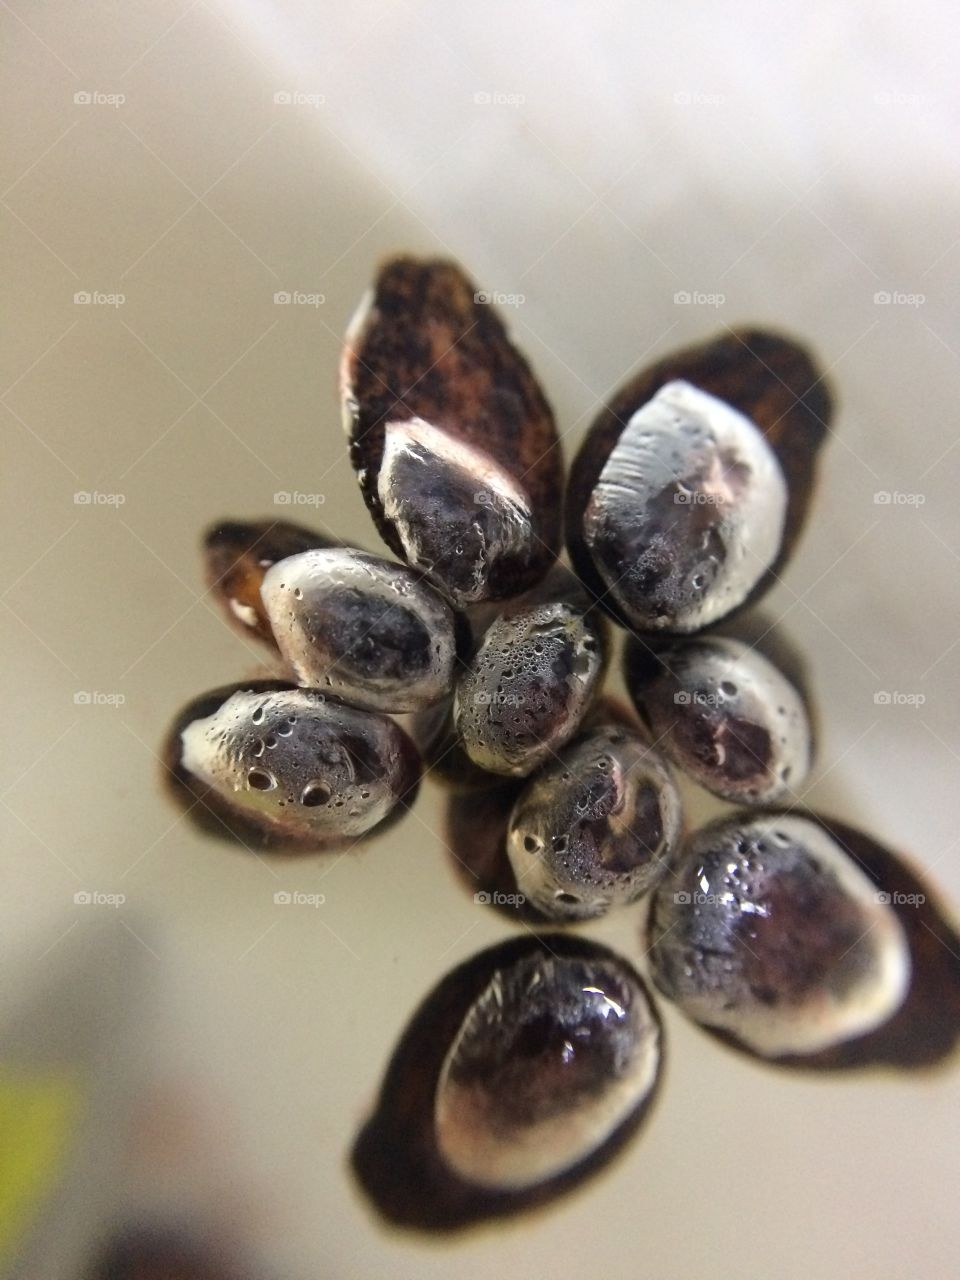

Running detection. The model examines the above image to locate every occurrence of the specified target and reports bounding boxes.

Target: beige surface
[3,2,959,1277]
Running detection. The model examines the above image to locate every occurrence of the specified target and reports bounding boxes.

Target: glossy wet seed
[506,724,683,920]
[173,684,420,850]
[351,935,666,1229]
[581,380,787,632]
[162,251,955,1231]
[566,329,832,628]
[625,633,811,804]
[376,418,538,608]
[260,548,458,712]
[647,814,910,1057]
[434,949,661,1191]
[340,256,562,605]
[454,599,605,776]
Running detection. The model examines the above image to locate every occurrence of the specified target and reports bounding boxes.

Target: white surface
[2,2,959,1277]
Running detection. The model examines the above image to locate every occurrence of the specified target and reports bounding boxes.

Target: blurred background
[2,1,959,1276]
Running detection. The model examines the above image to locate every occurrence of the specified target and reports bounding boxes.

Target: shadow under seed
[350,933,664,1232]
[662,813,960,1072]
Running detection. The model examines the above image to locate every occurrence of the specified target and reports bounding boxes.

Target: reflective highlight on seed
[582,381,787,632]
[454,600,605,776]
[260,547,458,712]
[177,686,419,847]
[341,257,563,603]
[506,726,683,920]
[377,418,537,607]
[626,635,811,804]
[434,951,661,1191]
[648,814,910,1056]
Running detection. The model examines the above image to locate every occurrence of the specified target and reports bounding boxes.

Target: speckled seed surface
[261,548,457,712]
[627,635,811,803]
[648,814,911,1056]
[582,381,787,632]
[434,951,661,1190]
[179,686,417,843]
[506,725,683,919]
[454,600,605,775]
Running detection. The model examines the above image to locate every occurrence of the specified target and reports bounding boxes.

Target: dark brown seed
[352,934,663,1230]
[163,681,420,853]
[340,256,562,606]
[506,724,683,920]
[434,951,660,1191]
[203,518,334,645]
[647,813,911,1059]
[646,812,960,1072]
[260,548,459,712]
[624,633,812,804]
[414,570,611,791]
[566,329,832,631]
[454,580,607,777]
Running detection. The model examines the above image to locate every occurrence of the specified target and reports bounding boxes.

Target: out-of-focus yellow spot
[0,1066,81,1265]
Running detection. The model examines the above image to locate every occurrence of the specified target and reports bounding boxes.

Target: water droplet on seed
[434,951,661,1190]
[301,781,331,807]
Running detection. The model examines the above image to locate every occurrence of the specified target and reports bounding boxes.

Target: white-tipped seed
[260,548,457,712]
[434,951,660,1190]
[629,635,811,804]
[180,687,417,842]
[506,726,683,920]
[377,418,537,607]
[454,601,605,777]
[648,814,911,1056]
[583,380,787,632]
